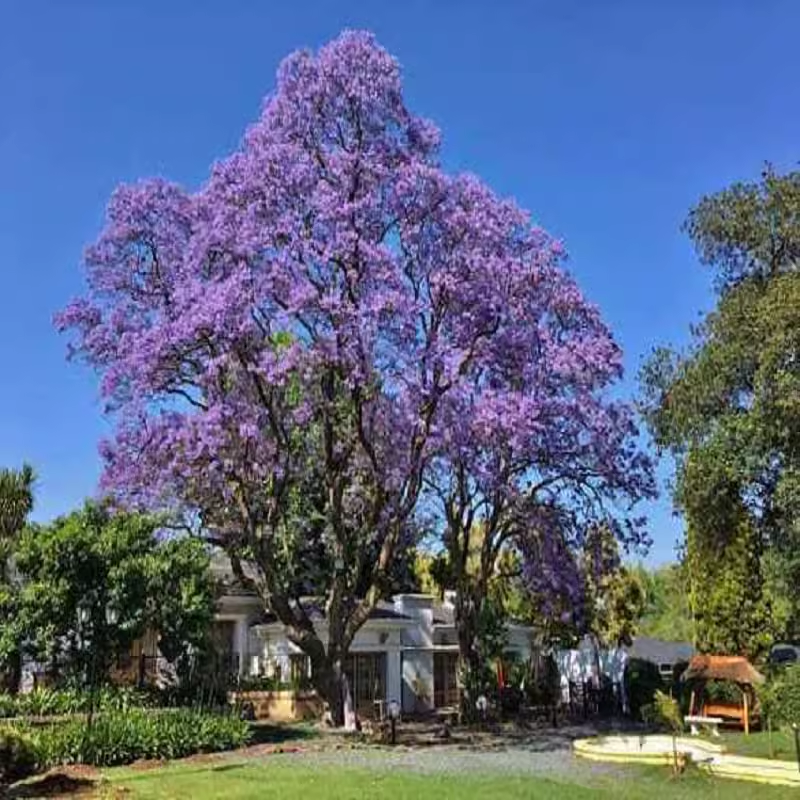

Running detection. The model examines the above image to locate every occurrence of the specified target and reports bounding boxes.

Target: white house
[203,555,689,720]
[210,555,534,717]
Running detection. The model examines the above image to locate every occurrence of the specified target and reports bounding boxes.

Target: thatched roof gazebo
[682,655,765,735]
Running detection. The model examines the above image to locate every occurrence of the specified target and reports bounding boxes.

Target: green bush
[704,679,742,704]
[624,658,664,721]
[0,686,153,719]
[0,724,38,785]
[31,709,250,767]
[760,664,800,730]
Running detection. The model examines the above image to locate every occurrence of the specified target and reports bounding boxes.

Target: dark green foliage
[760,665,800,730]
[30,709,250,767]
[625,657,664,721]
[641,166,800,655]
[635,564,694,643]
[0,464,36,692]
[518,653,561,709]
[683,165,800,291]
[12,504,214,684]
[685,511,772,658]
[704,680,743,704]
[0,465,35,544]
[0,724,37,785]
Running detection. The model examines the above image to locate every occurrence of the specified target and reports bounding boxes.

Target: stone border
[574,735,800,787]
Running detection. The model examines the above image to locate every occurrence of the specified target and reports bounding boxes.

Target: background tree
[0,464,35,578]
[581,525,646,657]
[641,165,800,654]
[57,32,652,722]
[0,464,36,692]
[635,563,694,643]
[14,504,214,685]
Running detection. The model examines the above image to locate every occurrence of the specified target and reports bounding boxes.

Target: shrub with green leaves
[0,724,37,785]
[760,664,800,730]
[31,709,250,767]
[704,679,742,704]
[0,686,153,719]
[624,658,664,721]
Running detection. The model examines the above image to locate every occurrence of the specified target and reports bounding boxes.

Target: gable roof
[250,599,413,627]
[628,637,694,665]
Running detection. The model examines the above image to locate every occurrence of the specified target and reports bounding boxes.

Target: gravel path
[233,725,628,785]
[260,746,619,784]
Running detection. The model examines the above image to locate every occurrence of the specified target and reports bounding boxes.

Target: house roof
[250,600,413,627]
[628,637,694,666]
[682,655,765,685]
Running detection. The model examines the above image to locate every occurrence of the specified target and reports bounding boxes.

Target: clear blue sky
[2,1,798,564]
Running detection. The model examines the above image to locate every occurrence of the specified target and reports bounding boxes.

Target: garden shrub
[0,724,38,785]
[760,664,800,730]
[624,658,664,721]
[32,708,250,767]
[0,686,153,719]
[704,679,742,704]
[523,654,561,709]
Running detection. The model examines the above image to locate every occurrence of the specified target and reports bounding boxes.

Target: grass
[717,728,798,760]
[93,759,795,799]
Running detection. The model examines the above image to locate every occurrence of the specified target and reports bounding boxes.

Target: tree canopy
[58,31,653,719]
[641,165,800,655]
[634,563,694,643]
[12,504,214,684]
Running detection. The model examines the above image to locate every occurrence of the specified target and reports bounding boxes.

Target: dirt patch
[5,766,102,799]
[236,743,306,758]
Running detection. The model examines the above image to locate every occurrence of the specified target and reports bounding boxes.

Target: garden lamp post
[80,598,119,730]
[387,699,400,745]
[476,694,488,725]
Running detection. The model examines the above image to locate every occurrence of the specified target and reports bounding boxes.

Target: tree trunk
[305,644,357,729]
[313,654,345,727]
[1,649,21,694]
[455,593,484,722]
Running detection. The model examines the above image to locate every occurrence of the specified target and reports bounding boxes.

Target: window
[343,653,386,717]
[434,652,460,708]
[289,654,311,688]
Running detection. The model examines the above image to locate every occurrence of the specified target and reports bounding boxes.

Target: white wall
[393,595,436,712]
[553,642,628,704]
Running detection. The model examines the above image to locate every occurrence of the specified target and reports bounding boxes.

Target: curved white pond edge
[574,735,800,787]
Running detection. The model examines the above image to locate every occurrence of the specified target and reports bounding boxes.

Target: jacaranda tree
[59,31,651,722]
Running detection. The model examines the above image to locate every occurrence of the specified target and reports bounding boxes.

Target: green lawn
[717,729,798,760]
[97,760,794,799]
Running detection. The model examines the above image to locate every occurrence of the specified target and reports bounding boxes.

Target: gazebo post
[743,688,750,736]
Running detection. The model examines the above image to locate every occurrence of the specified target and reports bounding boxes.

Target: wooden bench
[685,715,724,737]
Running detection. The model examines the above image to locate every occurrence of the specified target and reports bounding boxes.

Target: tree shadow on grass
[247,722,319,746]
[5,773,99,798]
